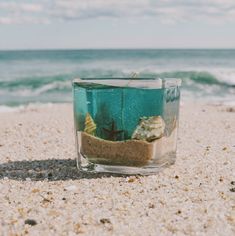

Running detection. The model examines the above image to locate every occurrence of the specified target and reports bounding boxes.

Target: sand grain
[0,102,234,236]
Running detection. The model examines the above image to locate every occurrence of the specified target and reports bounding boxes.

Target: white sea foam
[0,105,25,113]
[209,69,235,85]
[120,67,235,85]
[0,103,56,113]
[33,81,71,95]
[0,81,71,98]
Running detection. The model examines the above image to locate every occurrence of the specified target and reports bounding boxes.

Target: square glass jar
[73,78,181,175]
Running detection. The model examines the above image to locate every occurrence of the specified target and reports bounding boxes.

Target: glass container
[73,78,181,175]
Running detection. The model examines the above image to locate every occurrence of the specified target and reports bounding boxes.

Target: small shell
[84,113,96,135]
[132,116,165,142]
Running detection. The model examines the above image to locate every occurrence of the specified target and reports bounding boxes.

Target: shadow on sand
[0,159,124,181]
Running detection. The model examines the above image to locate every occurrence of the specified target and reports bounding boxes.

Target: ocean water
[0,49,234,107]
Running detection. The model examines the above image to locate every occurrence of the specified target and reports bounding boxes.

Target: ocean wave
[0,70,234,106]
[134,70,234,87]
[33,81,71,95]
[0,81,71,97]
[1,69,234,89]
[0,74,71,89]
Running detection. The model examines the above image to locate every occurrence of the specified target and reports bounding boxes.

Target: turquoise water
[0,49,235,106]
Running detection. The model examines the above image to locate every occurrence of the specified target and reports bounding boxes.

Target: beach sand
[0,102,234,235]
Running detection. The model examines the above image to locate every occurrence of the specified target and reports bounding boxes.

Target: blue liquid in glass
[73,82,165,141]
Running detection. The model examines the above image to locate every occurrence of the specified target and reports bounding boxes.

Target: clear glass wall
[73,78,181,175]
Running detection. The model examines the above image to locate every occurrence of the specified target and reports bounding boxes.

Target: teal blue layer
[73,82,180,140]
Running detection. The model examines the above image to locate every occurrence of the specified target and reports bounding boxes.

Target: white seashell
[131,116,165,142]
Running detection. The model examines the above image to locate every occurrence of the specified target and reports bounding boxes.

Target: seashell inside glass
[73,78,181,175]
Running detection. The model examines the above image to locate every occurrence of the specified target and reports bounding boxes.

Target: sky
[0,0,235,49]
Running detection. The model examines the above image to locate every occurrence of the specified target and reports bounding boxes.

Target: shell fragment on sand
[131,116,165,142]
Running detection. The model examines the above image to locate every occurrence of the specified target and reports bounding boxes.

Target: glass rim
[73,77,181,88]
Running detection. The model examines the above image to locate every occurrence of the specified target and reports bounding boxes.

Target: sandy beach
[0,102,234,236]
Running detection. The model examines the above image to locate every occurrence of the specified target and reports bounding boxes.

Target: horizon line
[0,47,235,51]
